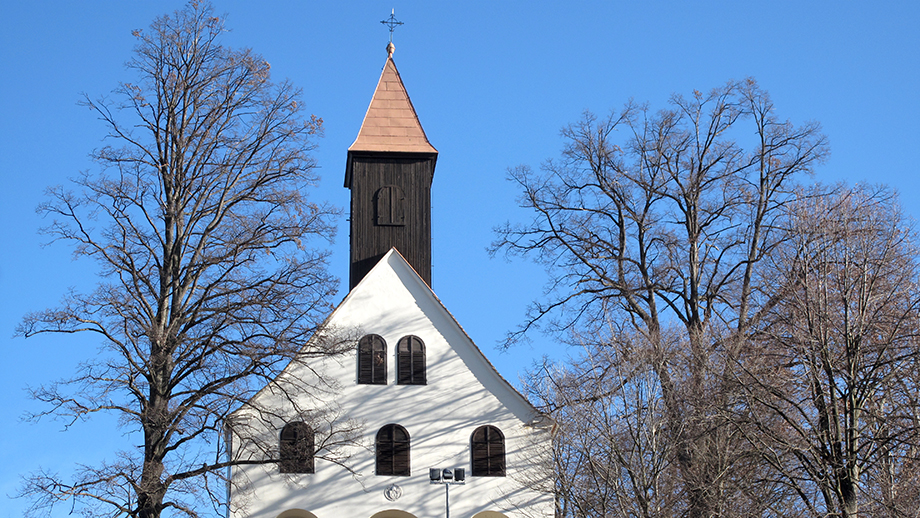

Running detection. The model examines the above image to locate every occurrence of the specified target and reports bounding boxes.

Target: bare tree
[493,79,828,516]
[740,185,920,517]
[524,331,680,518]
[16,4,349,517]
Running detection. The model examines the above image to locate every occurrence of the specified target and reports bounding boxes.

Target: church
[227,41,554,518]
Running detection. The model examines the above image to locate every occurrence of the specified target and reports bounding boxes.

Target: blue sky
[1,2,918,516]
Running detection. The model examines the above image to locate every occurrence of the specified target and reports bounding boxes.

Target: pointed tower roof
[348,56,437,155]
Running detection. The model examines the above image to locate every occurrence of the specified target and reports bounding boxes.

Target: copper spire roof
[348,55,437,154]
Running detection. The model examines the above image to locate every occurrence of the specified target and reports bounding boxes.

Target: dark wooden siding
[348,153,435,289]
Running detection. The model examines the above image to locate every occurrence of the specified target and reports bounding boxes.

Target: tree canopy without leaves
[494,79,829,517]
[17,4,347,517]
[494,79,828,345]
[524,337,680,518]
[741,185,920,517]
[501,80,920,517]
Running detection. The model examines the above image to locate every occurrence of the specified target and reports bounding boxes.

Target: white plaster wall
[230,252,553,518]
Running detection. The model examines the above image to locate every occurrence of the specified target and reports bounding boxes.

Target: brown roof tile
[348,58,437,154]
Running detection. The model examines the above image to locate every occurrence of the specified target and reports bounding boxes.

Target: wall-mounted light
[429,467,465,484]
[430,467,466,518]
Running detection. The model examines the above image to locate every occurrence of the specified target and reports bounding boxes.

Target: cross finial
[381,9,403,44]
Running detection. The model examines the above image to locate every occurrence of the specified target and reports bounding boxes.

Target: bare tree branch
[16,4,350,517]
[497,79,829,517]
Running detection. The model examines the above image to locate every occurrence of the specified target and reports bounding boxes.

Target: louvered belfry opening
[471,425,506,476]
[345,55,437,290]
[374,184,407,226]
[279,422,315,474]
[376,424,411,476]
[397,335,426,385]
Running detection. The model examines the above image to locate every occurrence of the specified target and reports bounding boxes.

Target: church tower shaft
[345,52,437,289]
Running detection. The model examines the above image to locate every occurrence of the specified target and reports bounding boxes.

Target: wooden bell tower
[345,45,438,289]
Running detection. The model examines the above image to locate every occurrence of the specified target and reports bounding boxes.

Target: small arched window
[397,335,426,385]
[374,185,406,226]
[471,425,505,477]
[358,334,387,385]
[280,422,314,474]
[376,424,410,476]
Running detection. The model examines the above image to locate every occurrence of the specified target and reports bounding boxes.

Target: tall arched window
[471,425,505,476]
[374,185,406,226]
[280,422,315,474]
[358,334,387,385]
[397,335,426,385]
[376,424,410,476]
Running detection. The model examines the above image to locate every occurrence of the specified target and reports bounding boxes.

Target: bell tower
[345,43,437,289]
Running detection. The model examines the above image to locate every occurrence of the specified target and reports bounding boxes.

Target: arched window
[374,185,406,226]
[280,422,314,474]
[277,510,319,518]
[471,425,505,477]
[376,424,410,476]
[397,335,426,385]
[358,334,387,385]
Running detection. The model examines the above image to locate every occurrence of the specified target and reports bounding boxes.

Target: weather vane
[380,9,403,44]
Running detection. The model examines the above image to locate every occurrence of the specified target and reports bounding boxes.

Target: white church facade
[228,45,554,518]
